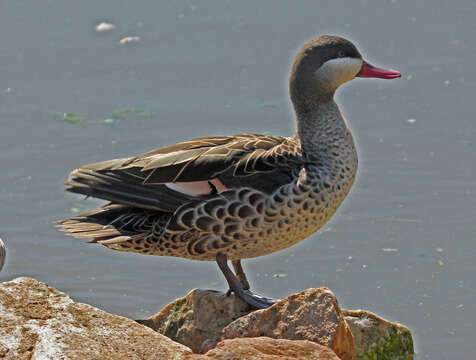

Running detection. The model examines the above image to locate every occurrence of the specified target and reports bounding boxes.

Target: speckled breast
[223,165,357,260]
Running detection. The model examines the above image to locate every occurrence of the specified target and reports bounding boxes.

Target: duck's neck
[295,100,354,161]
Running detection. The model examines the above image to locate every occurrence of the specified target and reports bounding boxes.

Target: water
[1,1,475,358]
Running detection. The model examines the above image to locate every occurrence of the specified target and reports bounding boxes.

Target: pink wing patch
[165,178,227,196]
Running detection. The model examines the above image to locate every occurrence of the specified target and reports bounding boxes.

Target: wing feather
[64,134,303,211]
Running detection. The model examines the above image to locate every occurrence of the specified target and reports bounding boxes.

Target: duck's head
[289,35,400,108]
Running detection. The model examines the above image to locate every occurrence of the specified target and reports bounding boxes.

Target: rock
[221,287,356,360]
[185,337,341,360]
[144,287,355,358]
[140,289,253,353]
[343,310,414,360]
[0,277,192,360]
[0,277,414,359]
[144,287,414,359]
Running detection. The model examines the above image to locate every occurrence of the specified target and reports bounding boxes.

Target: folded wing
[64,134,303,212]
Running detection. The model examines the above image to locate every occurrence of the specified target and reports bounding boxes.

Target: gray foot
[217,253,278,309]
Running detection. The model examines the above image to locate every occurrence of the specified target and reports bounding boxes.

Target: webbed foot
[217,253,278,309]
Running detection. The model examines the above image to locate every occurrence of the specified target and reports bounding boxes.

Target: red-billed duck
[56,35,400,308]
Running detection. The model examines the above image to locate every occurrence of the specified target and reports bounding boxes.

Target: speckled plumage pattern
[56,35,364,263]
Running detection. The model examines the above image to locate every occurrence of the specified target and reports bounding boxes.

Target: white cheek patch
[166,178,227,196]
[315,57,363,90]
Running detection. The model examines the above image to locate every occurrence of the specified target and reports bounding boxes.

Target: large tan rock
[143,287,356,358]
[186,337,341,360]
[343,310,414,359]
[0,277,192,360]
[221,287,356,360]
[140,289,253,353]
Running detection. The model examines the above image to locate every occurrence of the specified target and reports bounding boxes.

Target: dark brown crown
[289,35,361,108]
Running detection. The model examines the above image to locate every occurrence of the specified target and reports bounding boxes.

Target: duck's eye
[337,50,345,58]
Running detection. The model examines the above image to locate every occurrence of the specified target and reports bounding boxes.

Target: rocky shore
[0,277,413,359]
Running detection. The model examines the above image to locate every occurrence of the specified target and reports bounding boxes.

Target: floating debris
[95,22,116,32]
[273,273,288,279]
[437,260,445,267]
[443,80,451,86]
[382,248,399,253]
[120,36,140,45]
[407,118,416,124]
[435,247,443,253]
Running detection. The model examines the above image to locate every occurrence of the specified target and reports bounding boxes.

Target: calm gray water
[1,1,475,358]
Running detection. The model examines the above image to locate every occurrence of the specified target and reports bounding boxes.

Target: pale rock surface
[0,277,192,360]
[221,287,356,360]
[185,337,341,360]
[140,289,253,353]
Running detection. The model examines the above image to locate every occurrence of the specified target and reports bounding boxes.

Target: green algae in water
[257,102,278,109]
[51,108,156,126]
[52,112,84,124]
[357,328,414,360]
[89,118,120,127]
[111,108,156,121]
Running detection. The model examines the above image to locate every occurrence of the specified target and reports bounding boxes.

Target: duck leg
[216,253,277,309]
[231,259,250,290]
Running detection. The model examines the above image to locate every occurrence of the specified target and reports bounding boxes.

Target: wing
[65,134,304,212]
[118,134,303,183]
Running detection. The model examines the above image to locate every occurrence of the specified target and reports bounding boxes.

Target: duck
[56,35,400,309]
